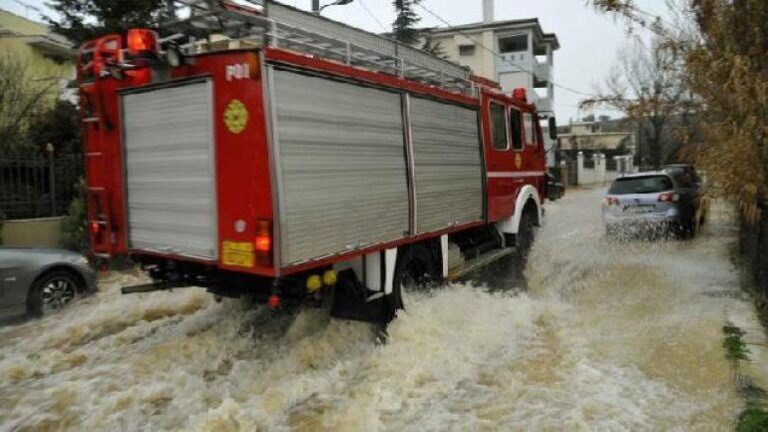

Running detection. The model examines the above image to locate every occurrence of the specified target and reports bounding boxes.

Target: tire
[391,244,437,315]
[515,208,536,264]
[27,270,84,317]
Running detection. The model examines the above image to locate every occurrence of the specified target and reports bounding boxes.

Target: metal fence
[740,202,768,297]
[0,154,83,220]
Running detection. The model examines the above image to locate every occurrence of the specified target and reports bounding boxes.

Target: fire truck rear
[78,1,557,323]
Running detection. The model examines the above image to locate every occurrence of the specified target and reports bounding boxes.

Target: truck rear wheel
[390,244,437,317]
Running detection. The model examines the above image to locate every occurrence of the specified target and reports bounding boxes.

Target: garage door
[121,80,218,260]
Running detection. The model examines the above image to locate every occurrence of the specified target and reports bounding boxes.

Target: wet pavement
[1,187,766,431]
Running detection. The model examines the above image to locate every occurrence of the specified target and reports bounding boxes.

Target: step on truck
[78,0,557,323]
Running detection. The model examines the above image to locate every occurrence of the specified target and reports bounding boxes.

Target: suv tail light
[658,193,680,202]
[602,196,619,206]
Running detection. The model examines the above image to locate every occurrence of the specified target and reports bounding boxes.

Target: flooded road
[1,187,767,431]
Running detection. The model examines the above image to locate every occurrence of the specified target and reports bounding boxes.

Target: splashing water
[1,187,766,431]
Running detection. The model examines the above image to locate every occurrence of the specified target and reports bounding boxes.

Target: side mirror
[548,117,558,140]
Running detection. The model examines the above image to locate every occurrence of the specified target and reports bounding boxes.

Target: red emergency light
[512,88,528,102]
[126,29,159,57]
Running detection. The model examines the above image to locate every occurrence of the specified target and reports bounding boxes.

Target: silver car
[0,248,97,320]
[602,171,702,238]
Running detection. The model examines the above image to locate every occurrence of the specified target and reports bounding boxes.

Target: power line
[357,0,388,33]
[415,2,599,100]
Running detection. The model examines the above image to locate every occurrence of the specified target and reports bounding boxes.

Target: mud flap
[331,270,391,324]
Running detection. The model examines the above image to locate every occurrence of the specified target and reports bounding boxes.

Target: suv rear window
[609,176,673,195]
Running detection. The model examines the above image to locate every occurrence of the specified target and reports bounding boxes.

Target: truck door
[483,94,524,222]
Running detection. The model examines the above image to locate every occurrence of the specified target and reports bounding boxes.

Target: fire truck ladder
[164,0,476,95]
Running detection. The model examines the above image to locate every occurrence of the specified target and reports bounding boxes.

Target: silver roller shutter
[409,97,484,233]
[270,69,410,265]
[122,81,218,260]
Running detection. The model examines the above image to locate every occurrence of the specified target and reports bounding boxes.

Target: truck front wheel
[515,208,536,264]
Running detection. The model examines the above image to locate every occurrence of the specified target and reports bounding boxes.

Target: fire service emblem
[515,153,523,169]
[224,99,249,134]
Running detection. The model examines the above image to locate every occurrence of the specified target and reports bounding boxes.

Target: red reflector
[127,29,158,55]
[267,294,281,309]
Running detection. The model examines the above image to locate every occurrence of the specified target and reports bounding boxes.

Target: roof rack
[163,0,476,95]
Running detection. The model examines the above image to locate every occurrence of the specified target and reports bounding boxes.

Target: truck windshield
[609,175,673,195]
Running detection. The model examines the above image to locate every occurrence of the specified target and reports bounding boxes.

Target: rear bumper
[602,209,682,228]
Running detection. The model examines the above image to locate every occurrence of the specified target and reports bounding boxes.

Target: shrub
[60,178,88,253]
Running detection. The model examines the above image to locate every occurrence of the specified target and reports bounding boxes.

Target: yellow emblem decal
[224,99,249,134]
[515,153,523,170]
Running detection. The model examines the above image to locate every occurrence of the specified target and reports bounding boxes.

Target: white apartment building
[425,1,559,115]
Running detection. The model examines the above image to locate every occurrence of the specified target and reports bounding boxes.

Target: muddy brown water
[1,187,767,431]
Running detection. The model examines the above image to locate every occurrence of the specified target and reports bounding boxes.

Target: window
[499,35,528,53]
[609,176,673,195]
[490,103,508,150]
[509,109,523,150]
[523,112,535,146]
[459,44,476,56]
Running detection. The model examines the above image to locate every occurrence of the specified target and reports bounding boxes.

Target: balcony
[497,52,531,73]
[533,60,551,82]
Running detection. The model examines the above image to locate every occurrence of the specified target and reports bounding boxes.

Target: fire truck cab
[78,1,556,323]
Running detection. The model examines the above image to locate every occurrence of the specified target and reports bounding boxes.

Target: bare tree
[0,53,57,153]
[582,37,691,168]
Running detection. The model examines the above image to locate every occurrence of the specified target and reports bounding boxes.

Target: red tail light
[254,219,273,266]
[90,221,101,234]
[126,29,159,56]
[658,193,680,202]
[602,196,619,206]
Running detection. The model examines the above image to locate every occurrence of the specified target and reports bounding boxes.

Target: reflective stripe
[487,171,546,178]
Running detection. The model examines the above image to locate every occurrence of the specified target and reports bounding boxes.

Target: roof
[426,18,560,50]
[0,8,75,57]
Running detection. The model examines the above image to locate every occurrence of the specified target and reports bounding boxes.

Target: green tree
[392,0,423,45]
[589,0,767,205]
[27,100,82,157]
[46,0,169,45]
[0,53,57,154]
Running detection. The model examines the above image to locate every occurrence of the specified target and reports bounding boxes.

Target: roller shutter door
[122,81,218,260]
[270,69,410,265]
[409,97,484,233]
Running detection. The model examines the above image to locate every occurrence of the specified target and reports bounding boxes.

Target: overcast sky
[1,0,669,121]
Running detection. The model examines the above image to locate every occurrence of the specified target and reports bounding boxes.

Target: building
[558,116,636,153]
[425,0,559,115]
[0,8,76,103]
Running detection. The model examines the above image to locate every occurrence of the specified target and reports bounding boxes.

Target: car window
[523,112,535,146]
[609,176,673,195]
[490,102,508,150]
[510,109,523,150]
[673,172,694,188]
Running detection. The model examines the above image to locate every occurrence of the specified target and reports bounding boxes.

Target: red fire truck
[78,1,556,323]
